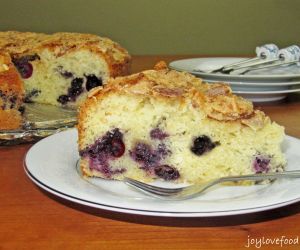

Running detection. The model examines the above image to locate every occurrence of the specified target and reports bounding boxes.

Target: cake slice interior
[78,63,286,184]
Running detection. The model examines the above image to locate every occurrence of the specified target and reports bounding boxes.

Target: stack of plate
[169,57,300,103]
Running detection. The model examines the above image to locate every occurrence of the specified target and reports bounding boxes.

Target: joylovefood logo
[245,235,299,248]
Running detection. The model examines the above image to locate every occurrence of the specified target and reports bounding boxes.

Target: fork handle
[218,170,300,183]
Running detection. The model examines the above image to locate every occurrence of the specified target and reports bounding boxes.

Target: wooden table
[1,56,300,250]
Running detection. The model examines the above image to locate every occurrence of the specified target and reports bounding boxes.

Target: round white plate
[169,58,300,82]
[24,129,300,217]
[232,88,300,103]
[232,88,300,95]
[204,79,300,91]
[205,79,300,87]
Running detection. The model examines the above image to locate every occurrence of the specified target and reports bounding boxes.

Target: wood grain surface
[0,56,299,250]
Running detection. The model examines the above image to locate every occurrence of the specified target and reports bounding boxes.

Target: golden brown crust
[0,52,24,129]
[0,52,24,93]
[0,31,131,77]
[0,109,22,129]
[78,63,267,148]
[153,61,168,70]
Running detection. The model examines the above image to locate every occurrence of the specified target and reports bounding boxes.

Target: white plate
[233,88,300,95]
[205,79,300,87]
[204,79,300,92]
[169,58,300,82]
[232,88,300,103]
[24,129,300,217]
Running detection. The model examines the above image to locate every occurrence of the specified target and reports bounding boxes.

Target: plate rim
[24,129,300,217]
[232,88,300,95]
[204,79,300,86]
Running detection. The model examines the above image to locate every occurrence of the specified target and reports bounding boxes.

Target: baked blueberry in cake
[0,31,131,129]
[77,62,286,184]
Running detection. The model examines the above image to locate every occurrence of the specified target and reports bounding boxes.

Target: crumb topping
[86,62,262,128]
[0,31,130,71]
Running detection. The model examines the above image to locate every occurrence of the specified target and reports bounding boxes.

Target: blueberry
[110,139,125,157]
[130,143,156,165]
[12,55,39,79]
[80,128,125,158]
[89,161,126,178]
[150,128,169,140]
[131,143,150,161]
[15,62,33,79]
[57,95,70,105]
[253,155,270,173]
[68,88,83,98]
[79,128,126,177]
[100,129,124,155]
[191,135,219,156]
[154,165,180,180]
[156,143,170,157]
[130,142,170,170]
[85,74,102,91]
[68,78,84,98]
[71,78,83,88]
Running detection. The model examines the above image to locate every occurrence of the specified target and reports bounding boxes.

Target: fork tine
[124,177,183,195]
[125,181,174,197]
[124,170,300,200]
[124,177,183,193]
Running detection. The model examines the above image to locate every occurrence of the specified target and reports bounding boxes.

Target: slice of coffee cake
[78,62,286,184]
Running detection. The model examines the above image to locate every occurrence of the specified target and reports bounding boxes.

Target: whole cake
[78,62,286,184]
[0,31,131,129]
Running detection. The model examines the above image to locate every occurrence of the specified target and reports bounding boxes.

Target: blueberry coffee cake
[0,31,131,129]
[77,62,286,184]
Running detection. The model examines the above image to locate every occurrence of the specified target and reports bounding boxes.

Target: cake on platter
[0,31,131,129]
[78,61,286,184]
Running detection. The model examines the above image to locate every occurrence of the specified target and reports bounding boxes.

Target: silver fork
[239,59,299,75]
[124,170,300,200]
[194,58,279,74]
